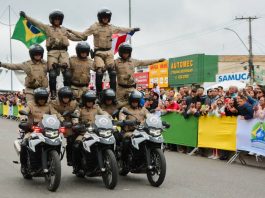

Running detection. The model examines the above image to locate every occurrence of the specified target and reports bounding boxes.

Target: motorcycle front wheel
[147,148,166,187]
[45,150,61,192]
[102,149,118,189]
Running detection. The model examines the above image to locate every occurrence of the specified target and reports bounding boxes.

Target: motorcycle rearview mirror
[19,110,29,116]
[162,121,170,128]
[19,122,31,131]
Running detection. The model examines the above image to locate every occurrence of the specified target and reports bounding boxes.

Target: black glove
[20,11,26,18]
[159,58,166,62]
[62,121,72,128]
[133,27,140,32]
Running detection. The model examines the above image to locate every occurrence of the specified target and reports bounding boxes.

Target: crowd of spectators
[0,91,26,119]
[138,83,265,121]
[137,83,265,160]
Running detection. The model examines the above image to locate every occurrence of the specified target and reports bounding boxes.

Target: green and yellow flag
[12,16,46,48]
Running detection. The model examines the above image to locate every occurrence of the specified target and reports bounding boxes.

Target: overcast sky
[0,0,265,63]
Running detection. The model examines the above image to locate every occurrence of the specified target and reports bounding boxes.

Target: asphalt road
[0,118,265,198]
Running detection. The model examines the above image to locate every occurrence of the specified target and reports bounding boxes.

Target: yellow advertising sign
[148,61,168,88]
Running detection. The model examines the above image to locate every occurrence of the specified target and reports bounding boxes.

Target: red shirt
[166,101,180,111]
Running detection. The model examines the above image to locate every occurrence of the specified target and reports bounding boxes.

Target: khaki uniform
[75,104,107,141]
[114,58,161,103]
[70,22,133,70]
[22,101,56,139]
[26,16,82,69]
[50,99,79,137]
[1,60,48,102]
[100,103,121,116]
[69,56,94,100]
[119,105,149,137]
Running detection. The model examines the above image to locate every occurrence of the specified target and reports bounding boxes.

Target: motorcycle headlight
[98,129,112,138]
[149,129,162,137]
[45,130,59,138]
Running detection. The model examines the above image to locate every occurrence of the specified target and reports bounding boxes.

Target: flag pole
[129,0,132,44]
[8,5,13,91]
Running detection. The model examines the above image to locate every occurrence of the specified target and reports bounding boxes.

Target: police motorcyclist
[20,87,57,173]
[50,86,79,166]
[118,90,149,160]
[114,43,165,105]
[70,42,94,102]
[99,88,122,117]
[68,8,140,96]
[72,90,107,175]
[0,44,48,102]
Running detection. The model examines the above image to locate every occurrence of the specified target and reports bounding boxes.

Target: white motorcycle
[117,110,170,187]
[72,115,118,189]
[14,110,69,192]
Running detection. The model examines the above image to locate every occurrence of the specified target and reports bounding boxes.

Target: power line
[134,20,245,49]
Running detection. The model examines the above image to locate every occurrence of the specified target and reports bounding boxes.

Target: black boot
[108,68,117,92]
[96,72,103,96]
[49,68,58,100]
[66,136,74,166]
[72,141,83,175]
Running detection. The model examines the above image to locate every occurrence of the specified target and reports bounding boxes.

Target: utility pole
[235,16,258,85]
[8,5,13,91]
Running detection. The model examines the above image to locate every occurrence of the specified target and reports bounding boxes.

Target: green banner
[161,113,198,147]
[13,106,18,117]
[0,103,3,115]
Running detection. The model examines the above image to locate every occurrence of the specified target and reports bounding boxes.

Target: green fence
[0,103,3,115]
[161,113,198,147]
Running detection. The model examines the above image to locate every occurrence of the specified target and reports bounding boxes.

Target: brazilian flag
[12,16,46,48]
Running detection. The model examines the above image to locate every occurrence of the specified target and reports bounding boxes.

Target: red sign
[134,72,149,87]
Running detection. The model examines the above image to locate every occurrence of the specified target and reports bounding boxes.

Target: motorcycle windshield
[145,114,163,129]
[41,114,60,130]
[95,115,113,129]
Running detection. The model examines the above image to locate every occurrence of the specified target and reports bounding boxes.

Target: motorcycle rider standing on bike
[119,90,149,159]
[20,87,58,173]
[50,86,79,166]
[0,44,48,102]
[72,90,108,175]
[115,43,165,105]
[20,10,82,99]
[70,42,94,102]
[68,8,140,96]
